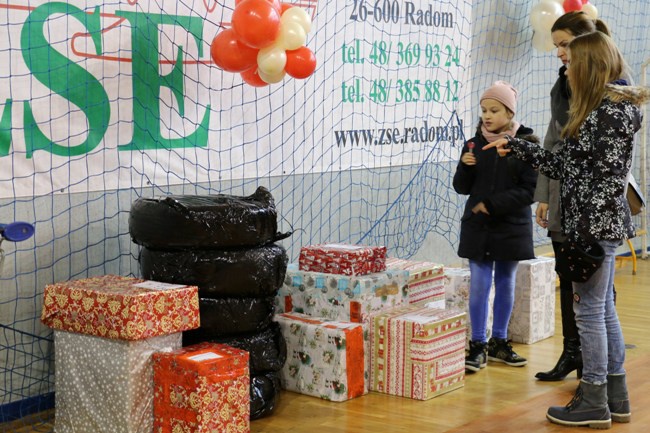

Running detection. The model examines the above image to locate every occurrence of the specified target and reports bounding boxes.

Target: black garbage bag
[182,296,275,339]
[250,370,282,420]
[129,187,282,249]
[183,321,287,375]
[139,244,288,298]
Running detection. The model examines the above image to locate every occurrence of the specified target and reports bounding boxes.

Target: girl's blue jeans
[468,259,518,342]
[573,239,626,384]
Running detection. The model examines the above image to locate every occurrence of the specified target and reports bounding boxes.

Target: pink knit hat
[480,81,518,114]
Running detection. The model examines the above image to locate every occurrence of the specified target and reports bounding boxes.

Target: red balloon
[582,0,589,4]
[232,0,281,48]
[210,29,259,72]
[236,0,281,11]
[563,0,583,12]
[241,67,268,87]
[285,46,317,79]
[280,2,293,14]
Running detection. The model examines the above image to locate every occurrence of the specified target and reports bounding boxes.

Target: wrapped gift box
[370,305,466,400]
[153,342,250,433]
[508,257,556,344]
[299,244,387,276]
[54,330,182,433]
[41,275,199,340]
[386,258,445,307]
[443,267,494,346]
[275,312,366,401]
[276,264,408,325]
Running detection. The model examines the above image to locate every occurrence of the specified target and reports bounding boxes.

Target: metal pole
[640,59,650,258]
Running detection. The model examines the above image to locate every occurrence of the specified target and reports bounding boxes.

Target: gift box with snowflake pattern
[53,330,182,433]
[275,312,366,401]
[508,257,556,344]
[299,244,387,276]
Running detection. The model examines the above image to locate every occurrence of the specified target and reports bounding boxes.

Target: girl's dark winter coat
[454,125,539,261]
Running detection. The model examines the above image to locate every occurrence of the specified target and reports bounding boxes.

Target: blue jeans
[573,239,625,384]
[468,259,518,342]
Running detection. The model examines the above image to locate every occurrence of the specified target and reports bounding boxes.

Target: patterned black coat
[508,85,650,243]
[454,125,538,261]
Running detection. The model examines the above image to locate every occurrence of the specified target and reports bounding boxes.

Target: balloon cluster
[530,0,599,52]
[210,0,316,87]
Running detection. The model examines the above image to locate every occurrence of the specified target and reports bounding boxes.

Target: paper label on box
[424,300,446,310]
[325,321,359,329]
[400,314,438,324]
[321,244,363,250]
[135,281,188,290]
[188,352,222,362]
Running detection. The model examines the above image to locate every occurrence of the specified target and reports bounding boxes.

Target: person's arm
[482,136,564,180]
[534,121,559,228]
[533,120,558,204]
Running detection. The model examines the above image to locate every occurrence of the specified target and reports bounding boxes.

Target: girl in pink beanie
[453,80,538,373]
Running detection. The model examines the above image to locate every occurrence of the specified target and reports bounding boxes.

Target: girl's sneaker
[487,337,527,367]
[465,340,488,372]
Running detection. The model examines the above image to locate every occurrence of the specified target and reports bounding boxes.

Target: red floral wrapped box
[153,342,250,433]
[41,275,199,340]
[299,244,387,276]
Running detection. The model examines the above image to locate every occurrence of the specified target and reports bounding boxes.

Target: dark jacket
[509,84,650,243]
[533,66,569,241]
[454,124,538,261]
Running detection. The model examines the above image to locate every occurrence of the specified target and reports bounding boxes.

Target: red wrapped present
[299,244,387,276]
[153,342,250,433]
[41,275,199,340]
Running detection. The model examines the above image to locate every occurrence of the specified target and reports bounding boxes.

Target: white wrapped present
[386,258,445,308]
[275,312,366,401]
[508,257,556,344]
[443,267,494,346]
[276,264,408,325]
[54,330,182,433]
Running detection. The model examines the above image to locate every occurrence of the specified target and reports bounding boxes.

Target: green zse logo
[0,2,210,158]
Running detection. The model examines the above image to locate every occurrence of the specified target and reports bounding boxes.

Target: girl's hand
[461,152,476,166]
[482,137,511,157]
[536,202,549,228]
[472,202,489,215]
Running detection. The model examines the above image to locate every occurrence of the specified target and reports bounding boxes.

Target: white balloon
[257,44,287,76]
[532,31,555,52]
[530,0,564,32]
[582,3,598,19]
[281,7,311,34]
[259,68,286,84]
[278,21,307,51]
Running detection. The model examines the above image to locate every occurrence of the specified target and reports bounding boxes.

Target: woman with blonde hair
[534,10,613,383]
[485,32,650,429]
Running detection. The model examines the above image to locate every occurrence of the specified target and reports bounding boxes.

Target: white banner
[0,0,472,198]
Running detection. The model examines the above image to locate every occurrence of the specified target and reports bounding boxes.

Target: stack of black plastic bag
[129,186,289,419]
